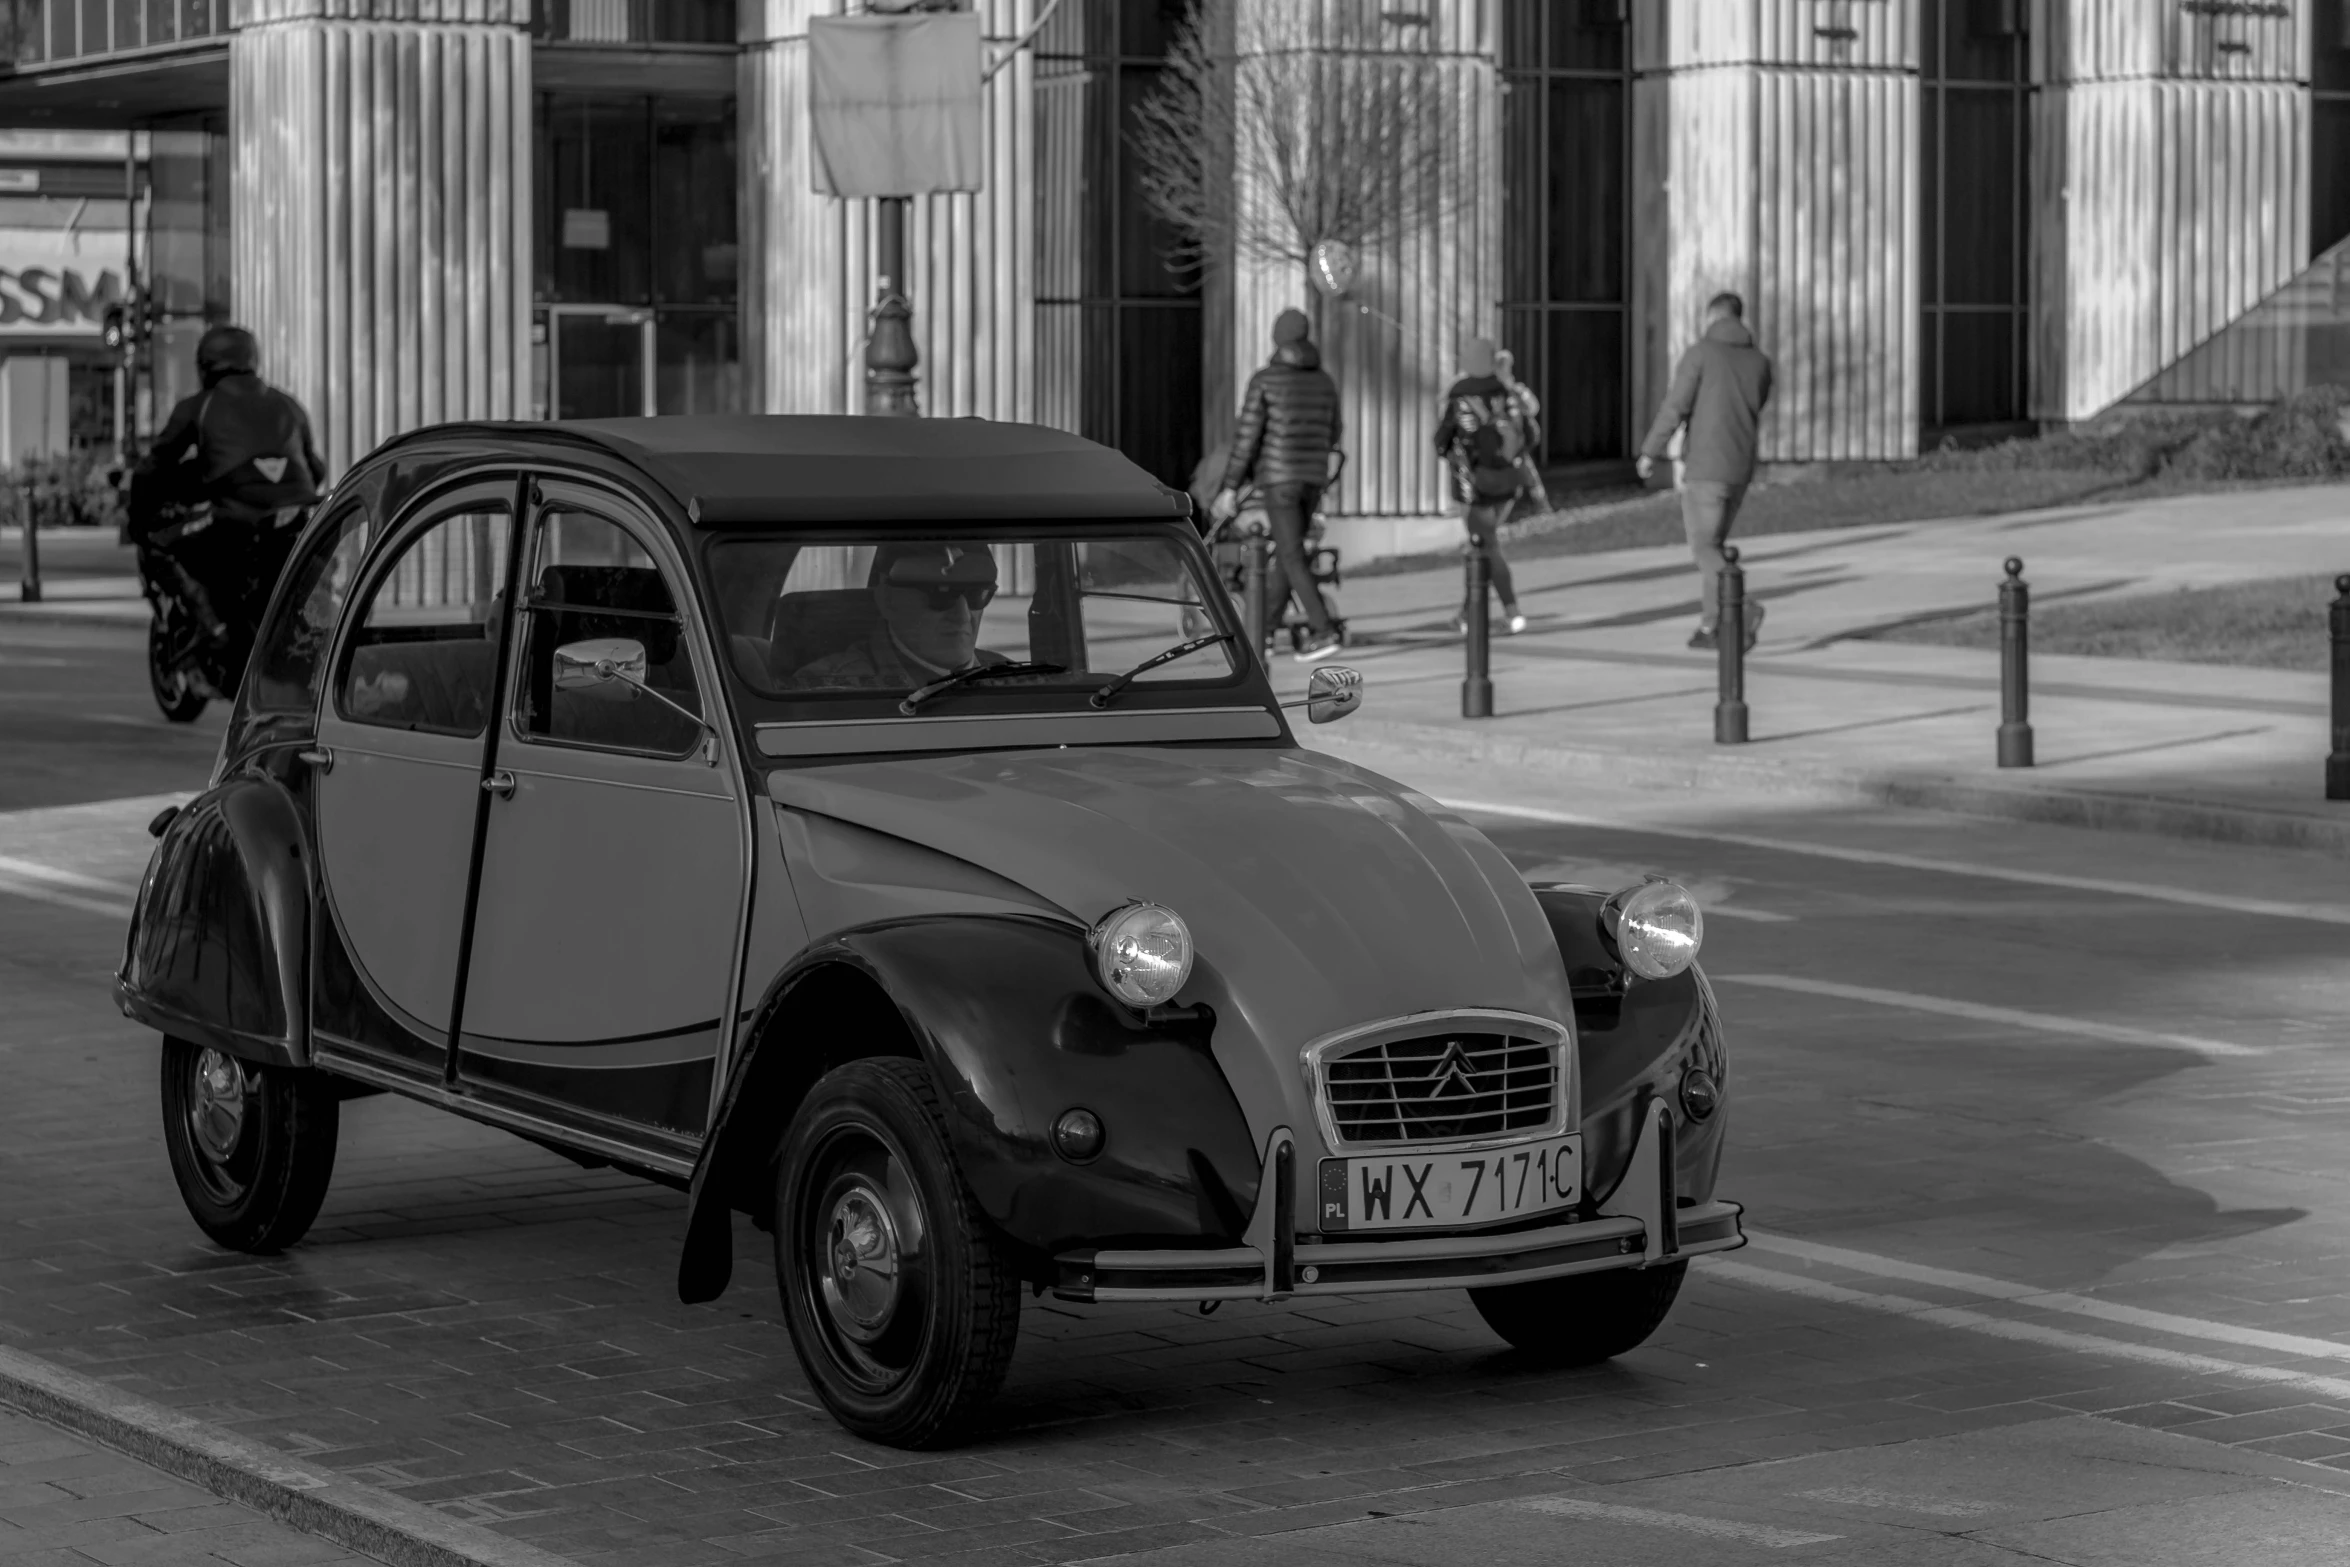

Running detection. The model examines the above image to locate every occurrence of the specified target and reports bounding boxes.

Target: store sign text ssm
[0,267,123,332]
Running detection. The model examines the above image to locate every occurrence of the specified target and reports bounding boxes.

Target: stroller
[1184,445,1347,654]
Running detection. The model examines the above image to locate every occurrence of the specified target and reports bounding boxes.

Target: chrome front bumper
[1054,1099,1742,1303]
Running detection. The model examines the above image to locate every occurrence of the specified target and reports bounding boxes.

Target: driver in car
[783,542,1009,690]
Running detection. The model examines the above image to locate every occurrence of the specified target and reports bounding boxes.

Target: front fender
[1533,886,1728,1206]
[679,914,1261,1303]
[116,775,310,1067]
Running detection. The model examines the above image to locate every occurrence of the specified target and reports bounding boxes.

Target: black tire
[159,1037,339,1253]
[773,1059,1021,1449]
[148,618,207,723]
[1470,1260,1688,1366]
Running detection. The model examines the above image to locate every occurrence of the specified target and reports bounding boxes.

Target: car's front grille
[1322,1031,1558,1146]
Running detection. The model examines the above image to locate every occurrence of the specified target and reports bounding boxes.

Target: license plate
[1318,1134,1582,1233]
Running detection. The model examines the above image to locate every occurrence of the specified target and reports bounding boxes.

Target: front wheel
[159,1038,340,1253]
[1470,1260,1688,1365]
[148,617,207,723]
[774,1059,1022,1448]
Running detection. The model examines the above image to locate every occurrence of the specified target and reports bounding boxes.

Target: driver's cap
[869,542,999,589]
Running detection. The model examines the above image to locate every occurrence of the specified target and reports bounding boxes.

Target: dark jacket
[1220,341,1342,493]
[1639,317,1774,484]
[144,372,326,515]
[1433,373,1535,504]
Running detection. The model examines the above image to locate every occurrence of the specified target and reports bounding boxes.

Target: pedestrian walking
[1212,307,1345,663]
[1637,291,1774,651]
[1434,336,1534,636]
[1493,348,1552,515]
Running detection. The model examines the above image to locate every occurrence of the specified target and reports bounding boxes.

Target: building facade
[1,0,2341,559]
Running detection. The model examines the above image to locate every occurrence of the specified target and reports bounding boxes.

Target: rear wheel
[773,1059,1021,1448]
[147,618,207,723]
[1470,1260,1688,1365]
[159,1038,339,1252]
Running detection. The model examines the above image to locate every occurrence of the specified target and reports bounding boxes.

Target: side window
[247,507,373,714]
[336,508,511,737]
[514,508,704,756]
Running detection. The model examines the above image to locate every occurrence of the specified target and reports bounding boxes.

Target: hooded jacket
[1640,316,1774,485]
[1220,340,1342,492]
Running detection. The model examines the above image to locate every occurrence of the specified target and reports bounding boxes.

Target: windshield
[708,529,1245,704]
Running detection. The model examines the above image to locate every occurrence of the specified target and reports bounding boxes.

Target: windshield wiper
[898,659,1068,715]
[1090,632,1235,709]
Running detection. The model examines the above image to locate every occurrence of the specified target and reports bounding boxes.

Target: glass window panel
[1117,0,1187,61]
[78,0,104,55]
[1545,79,1623,303]
[653,97,736,306]
[1499,0,1542,71]
[553,311,646,418]
[1542,308,1625,463]
[542,94,651,304]
[1117,65,1195,299]
[1501,70,1544,302]
[145,0,173,42]
[1939,90,2019,305]
[650,0,732,43]
[2320,2,2350,93]
[1118,302,1202,487]
[340,510,510,737]
[247,508,373,714]
[1550,2,1625,71]
[1922,311,1942,430]
[112,0,139,49]
[656,311,740,416]
[1922,86,1941,303]
[2315,98,2350,257]
[515,510,702,756]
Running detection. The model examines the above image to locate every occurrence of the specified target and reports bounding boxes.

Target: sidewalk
[0,525,146,628]
[1277,481,2350,856]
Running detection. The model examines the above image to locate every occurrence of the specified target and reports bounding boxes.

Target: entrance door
[547,307,656,418]
[311,494,516,1078]
[455,481,744,1142]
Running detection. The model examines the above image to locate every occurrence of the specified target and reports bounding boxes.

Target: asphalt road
[2,619,2348,1566]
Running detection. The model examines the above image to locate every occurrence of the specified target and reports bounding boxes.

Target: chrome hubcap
[188,1048,248,1164]
[820,1181,904,1344]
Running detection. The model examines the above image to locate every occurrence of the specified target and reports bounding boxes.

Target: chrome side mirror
[553,637,647,695]
[1285,664,1363,725]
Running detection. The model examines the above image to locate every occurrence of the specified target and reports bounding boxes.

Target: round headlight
[1611,880,1704,981]
[1088,902,1194,1008]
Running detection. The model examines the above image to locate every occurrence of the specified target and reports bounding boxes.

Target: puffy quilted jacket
[1220,341,1342,492]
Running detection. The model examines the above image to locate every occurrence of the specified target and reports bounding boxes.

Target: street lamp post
[865,196,920,417]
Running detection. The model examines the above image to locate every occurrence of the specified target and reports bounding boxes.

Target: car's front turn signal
[1602,879,1704,981]
[1088,901,1194,1008]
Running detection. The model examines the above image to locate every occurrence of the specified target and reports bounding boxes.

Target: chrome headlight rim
[1086,900,1195,1009]
[1602,877,1705,982]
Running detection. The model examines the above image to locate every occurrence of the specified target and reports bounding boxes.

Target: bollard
[1998,556,2033,768]
[1714,545,1747,744]
[17,486,39,603]
[2328,572,2350,801]
[1242,531,1269,668]
[1462,543,1493,718]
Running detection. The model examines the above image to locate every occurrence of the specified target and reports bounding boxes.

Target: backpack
[1458,391,1530,501]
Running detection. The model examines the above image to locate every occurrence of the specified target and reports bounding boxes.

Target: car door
[310,490,519,1078]
[455,481,747,1142]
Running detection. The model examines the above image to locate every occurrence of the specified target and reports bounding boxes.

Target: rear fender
[678,914,1260,1304]
[116,774,309,1068]
[1533,886,1728,1206]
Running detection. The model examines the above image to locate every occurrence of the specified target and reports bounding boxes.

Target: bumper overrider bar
[1053,1099,1743,1303]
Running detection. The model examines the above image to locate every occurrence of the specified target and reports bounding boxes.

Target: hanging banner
[807,11,985,198]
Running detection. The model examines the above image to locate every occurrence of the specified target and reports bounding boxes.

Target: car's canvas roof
[367,415,1192,527]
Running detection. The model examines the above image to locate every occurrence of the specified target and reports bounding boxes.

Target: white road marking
[1708,904,1796,923]
[1705,1258,2350,1404]
[1796,1486,1999,1519]
[1441,796,2350,927]
[1750,1231,2350,1366]
[1517,1495,1840,1548]
[0,854,139,896]
[1714,973,2264,1059]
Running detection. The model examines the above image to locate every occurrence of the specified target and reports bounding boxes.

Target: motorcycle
[131,482,307,722]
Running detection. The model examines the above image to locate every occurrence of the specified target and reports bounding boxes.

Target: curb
[0,1343,585,1567]
[1321,719,2350,860]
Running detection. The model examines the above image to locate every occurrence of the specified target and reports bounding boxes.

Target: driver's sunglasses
[896,581,996,612]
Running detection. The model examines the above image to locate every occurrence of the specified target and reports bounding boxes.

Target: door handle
[483,769,517,799]
[297,747,332,772]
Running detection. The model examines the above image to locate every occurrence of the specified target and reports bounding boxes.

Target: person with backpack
[1434,336,1534,636]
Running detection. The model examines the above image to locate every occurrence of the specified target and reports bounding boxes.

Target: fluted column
[230,0,532,479]
[2033,1,2309,422]
[739,0,1035,420]
[1632,2,1919,466]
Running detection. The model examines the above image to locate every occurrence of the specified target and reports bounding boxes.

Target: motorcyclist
[133,325,324,648]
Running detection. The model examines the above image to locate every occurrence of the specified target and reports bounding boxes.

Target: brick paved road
[5,622,2350,1564]
[0,1406,372,1567]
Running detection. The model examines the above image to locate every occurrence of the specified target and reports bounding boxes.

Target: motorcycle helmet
[195,325,260,387]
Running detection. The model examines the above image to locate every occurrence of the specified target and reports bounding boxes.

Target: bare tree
[1130,1,1461,305]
